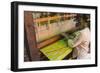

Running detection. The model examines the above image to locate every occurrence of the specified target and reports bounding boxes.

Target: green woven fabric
[40,39,72,60]
[67,31,80,48]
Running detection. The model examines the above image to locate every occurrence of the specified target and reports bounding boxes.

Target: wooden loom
[24,11,77,61]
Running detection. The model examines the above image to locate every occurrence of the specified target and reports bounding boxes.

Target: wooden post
[24,11,40,61]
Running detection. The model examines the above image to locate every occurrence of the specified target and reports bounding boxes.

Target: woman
[72,27,91,59]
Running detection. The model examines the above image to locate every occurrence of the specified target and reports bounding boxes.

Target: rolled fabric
[67,31,81,48]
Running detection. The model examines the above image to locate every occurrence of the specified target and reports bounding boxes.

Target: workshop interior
[24,11,90,62]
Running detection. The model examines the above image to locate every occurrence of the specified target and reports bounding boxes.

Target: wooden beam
[37,35,61,49]
[24,11,40,61]
[33,14,77,23]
